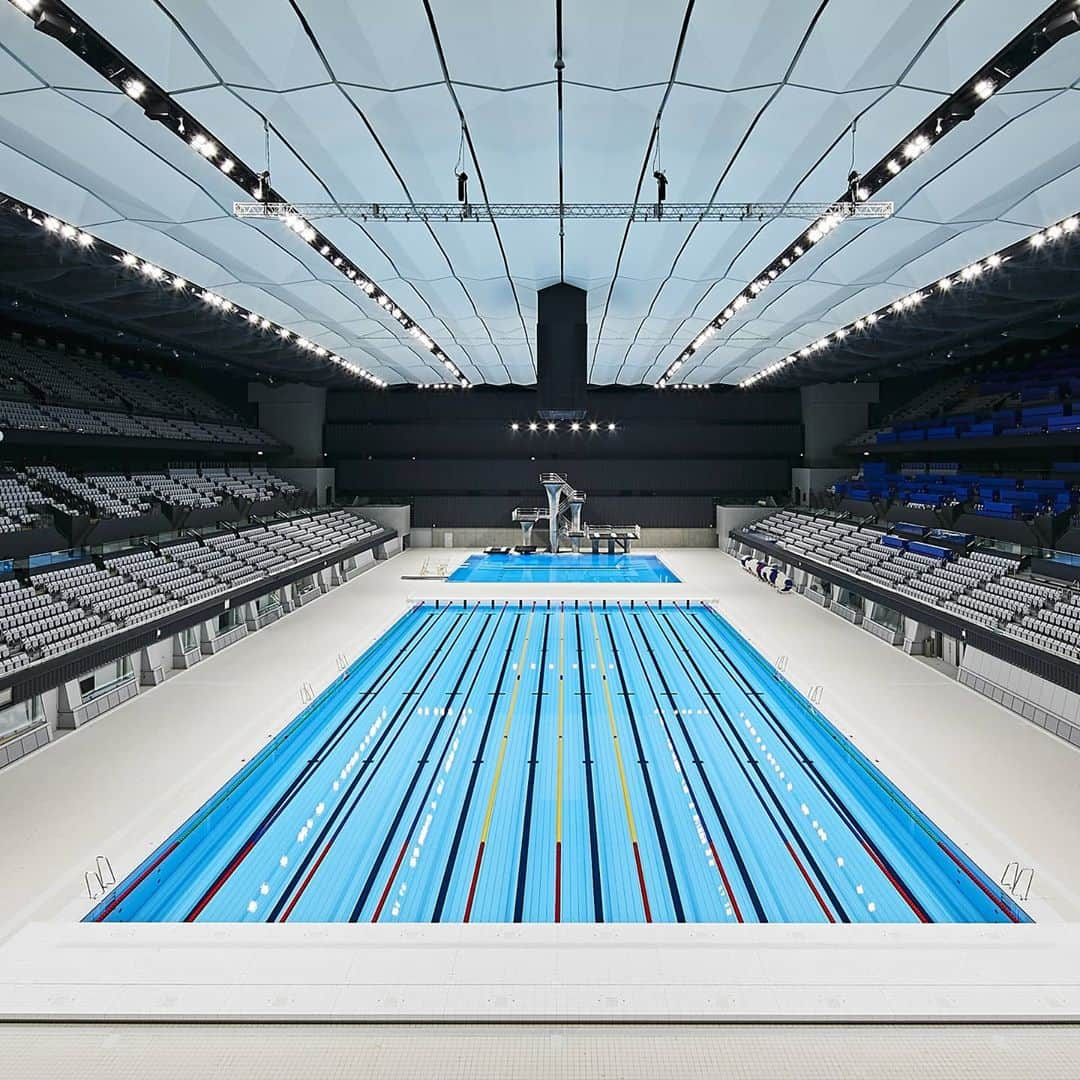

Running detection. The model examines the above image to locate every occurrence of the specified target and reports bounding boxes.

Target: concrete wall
[248,383,326,464]
[960,647,1080,748]
[715,505,775,543]
[800,382,878,465]
[276,466,336,504]
[357,505,411,542]
[790,467,852,507]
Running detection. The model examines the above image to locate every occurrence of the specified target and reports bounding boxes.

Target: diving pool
[448,552,679,583]
[89,601,1028,924]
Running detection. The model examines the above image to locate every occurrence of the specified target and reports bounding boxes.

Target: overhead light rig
[1,195,387,386]
[234,201,893,223]
[739,210,1080,388]
[6,0,463,387]
[655,0,1080,389]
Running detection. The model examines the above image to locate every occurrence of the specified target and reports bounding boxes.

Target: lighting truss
[738,210,1080,389]
[654,0,1080,388]
[234,201,893,223]
[2,196,387,387]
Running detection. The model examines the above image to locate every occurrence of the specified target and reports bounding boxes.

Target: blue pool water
[89,601,1028,924]
[448,553,680,583]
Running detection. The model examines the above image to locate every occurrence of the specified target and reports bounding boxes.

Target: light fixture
[589,421,598,432]
[528,421,538,432]
[974,78,995,100]
[607,422,616,432]
[546,421,556,432]
[740,210,1075,388]
[124,78,146,100]
[570,421,580,431]
[15,198,387,386]
[511,422,519,431]
[1040,10,1080,45]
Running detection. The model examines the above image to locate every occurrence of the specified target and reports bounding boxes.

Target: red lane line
[371,837,412,923]
[184,838,257,923]
[708,841,744,923]
[784,841,834,923]
[859,838,930,923]
[938,841,1020,923]
[279,839,334,922]
[554,841,562,923]
[631,842,653,923]
[93,841,178,922]
[462,841,486,922]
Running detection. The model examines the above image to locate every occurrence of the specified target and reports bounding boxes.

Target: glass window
[0,696,44,739]
[870,603,903,631]
[834,587,864,614]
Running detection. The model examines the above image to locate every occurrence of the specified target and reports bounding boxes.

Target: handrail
[85,870,103,900]
[1015,866,1035,901]
[96,854,115,888]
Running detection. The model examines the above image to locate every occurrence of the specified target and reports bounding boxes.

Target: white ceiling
[0,0,1078,386]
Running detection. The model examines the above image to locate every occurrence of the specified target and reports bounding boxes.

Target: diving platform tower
[512,473,638,553]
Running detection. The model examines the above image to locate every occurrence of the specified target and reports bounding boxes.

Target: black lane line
[183,605,449,921]
[513,611,551,921]
[348,609,502,922]
[575,609,604,921]
[650,607,850,922]
[268,607,479,921]
[601,610,685,922]
[682,606,931,923]
[431,607,525,922]
[621,604,766,922]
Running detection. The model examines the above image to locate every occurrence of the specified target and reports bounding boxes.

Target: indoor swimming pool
[89,601,1028,925]
[447,552,680,583]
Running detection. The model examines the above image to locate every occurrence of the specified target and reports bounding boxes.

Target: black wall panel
[328,384,802,528]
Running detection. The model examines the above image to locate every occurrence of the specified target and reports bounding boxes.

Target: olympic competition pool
[448,552,679,583]
[89,601,1028,924]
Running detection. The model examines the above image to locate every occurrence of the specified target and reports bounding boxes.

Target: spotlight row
[9,0,459,386]
[740,210,1080,388]
[510,421,617,432]
[17,202,386,386]
[657,6,1080,387]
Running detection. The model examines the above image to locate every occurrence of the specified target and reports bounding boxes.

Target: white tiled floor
[3,1022,1080,1080]
[1,547,1079,1040]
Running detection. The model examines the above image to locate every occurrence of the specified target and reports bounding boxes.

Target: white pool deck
[0,546,1078,1022]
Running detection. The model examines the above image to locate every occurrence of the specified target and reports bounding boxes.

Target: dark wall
[327,385,801,528]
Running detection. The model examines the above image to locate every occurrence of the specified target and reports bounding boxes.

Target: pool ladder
[1001,861,1035,901]
[299,681,315,704]
[84,855,115,901]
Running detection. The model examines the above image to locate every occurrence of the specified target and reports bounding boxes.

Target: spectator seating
[0,335,279,449]
[0,510,389,678]
[830,462,1077,520]
[0,464,303,530]
[864,351,1080,448]
[741,510,1074,658]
